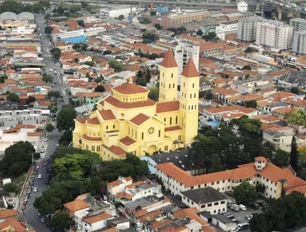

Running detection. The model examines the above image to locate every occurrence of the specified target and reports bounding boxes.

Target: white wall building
[263,130,293,152]
[100,6,137,18]
[255,20,293,49]
[180,187,229,214]
[0,109,50,127]
[237,0,248,12]
[238,17,262,42]
[290,18,306,32]
[156,156,306,199]
[83,27,106,37]
[215,23,238,40]
[174,41,199,85]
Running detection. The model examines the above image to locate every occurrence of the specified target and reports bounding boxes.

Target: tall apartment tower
[290,18,306,55]
[238,17,263,42]
[255,20,293,50]
[174,41,199,86]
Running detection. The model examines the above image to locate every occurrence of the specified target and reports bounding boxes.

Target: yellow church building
[73,50,199,160]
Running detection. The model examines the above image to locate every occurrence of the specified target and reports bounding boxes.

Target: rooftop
[180,187,228,204]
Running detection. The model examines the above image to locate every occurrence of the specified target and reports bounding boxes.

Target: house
[76,92,104,105]
[180,187,229,214]
[63,194,116,231]
[156,156,306,198]
[107,176,133,197]
[263,128,294,152]
[212,214,236,231]
[277,71,306,89]
[212,87,240,104]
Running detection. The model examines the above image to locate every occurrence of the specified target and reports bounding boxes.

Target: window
[169,84,171,88]
[142,132,144,140]
[113,124,115,129]
[201,204,205,208]
[171,73,173,78]
[163,73,164,77]
[192,83,195,88]
[165,145,168,151]
[170,117,172,125]
[158,130,161,137]
[106,126,108,130]
[97,146,100,152]
[178,135,181,140]
[176,116,178,124]
[214,202,219,206]
[208,203,212,207]
[211,182,214,185]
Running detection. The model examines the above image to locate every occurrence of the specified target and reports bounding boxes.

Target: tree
[233,181,256,205]
[31,2,44,13]
[202,32,217,41]
[118,15,124,20]
[50,48,61,61]
[42,73,53,83]
[51,212,71,232]
[245,47,259,53]
[74,58,79,63]
[0,141,35,176]
[243,65,252,70]
[250,213,266,232]
[56,105,77,132]
[59,130,73,146]
[145,69,151,83]
[0,0,24,14]
[245,100,257,108]
[273,149,290,167]
[3,183,17,193]
[148,87,159,101]
[25,96,36,105]
[0,75,7,83]
[108,60,124,72]
[154,23,162,30]
[94,85,105,92]
[287,110,306,127]
[45,26,53,34]
[48,91,61,99]
[94,76,104,83]
[46,123,54,133]
[81,1,89,8]
[231,116,262,140]
[290,137,298,172]
[196,29,203,36]
[290,87,299,95]
[7,92,19,103]
[199,90,213,100]
[142,31,157,44]
[136,70,146,86]
[76,19,84,27]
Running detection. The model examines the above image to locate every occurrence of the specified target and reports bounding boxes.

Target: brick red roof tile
[130,113,150,126]
[156,101,179,113]
[161,49,177,68]
[181,58,198,78]
[120,136,136,146]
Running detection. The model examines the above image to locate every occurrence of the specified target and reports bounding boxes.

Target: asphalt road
[21,13,69,231]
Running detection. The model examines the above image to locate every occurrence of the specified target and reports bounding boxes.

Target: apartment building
[263,129,294,152]
[174,41,199,85]
[156,156,306,198]
[290,18,306,32]
[238,17,263,42]
[255,21,293,49]
[292,31,306,55]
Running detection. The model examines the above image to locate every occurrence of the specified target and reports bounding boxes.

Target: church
[72,50,199,160]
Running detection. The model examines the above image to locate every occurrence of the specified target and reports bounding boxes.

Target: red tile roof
[165,126,181,132]
[103,145,126,156]
[160,49,177,68]
[120,136,136,146]
[181,58,198,78]
[63,199,88,214]
[130,113,150,126]
[104,96,156,109]
[113,82,148,95]
[76,118,88,124]
[99,110,116,120]
[82,134,102,141]
[83,212,112,224]
[87,117,100,124]
[156,101,179,113]
[0,209,18,219]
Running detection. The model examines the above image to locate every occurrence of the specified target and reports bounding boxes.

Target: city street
[20,13,69,231]
[22,129,61,232]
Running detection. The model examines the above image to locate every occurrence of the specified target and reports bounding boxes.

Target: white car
[33,187,38,192]
[44,137,48,142]
[38,174,42,179]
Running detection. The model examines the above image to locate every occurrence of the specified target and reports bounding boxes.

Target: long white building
[255,20,293,50]
[174,41,199,85]
[156,156,306,199]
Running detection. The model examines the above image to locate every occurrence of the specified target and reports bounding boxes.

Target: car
[239,204,247,211]
[245,214,253,221]
[44,137,48,142]
[29,181,34,186]
[226,214,234,219]
[56,143,59,147]
[40,147,45,153]
[33,187,38,192]
[27,189,31,194]
[34,171,38,175]
[38,174,42,179]
[250,202,260,209]
[232,218,239,223]
[41,217,46,223]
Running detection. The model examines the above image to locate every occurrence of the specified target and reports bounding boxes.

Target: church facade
[72,50,199,160]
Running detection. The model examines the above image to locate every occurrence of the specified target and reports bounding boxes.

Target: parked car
[245,214,253,221]
[237,222,249,230]
[239,204,247,211]
[33,187,38,192]
[44,137,48,142]
[27,189,31,194]
[230,204,240,212]
[250,202,260,209]
[29,181,34,186]
[226,214,234,219]
[38,174,42,179]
